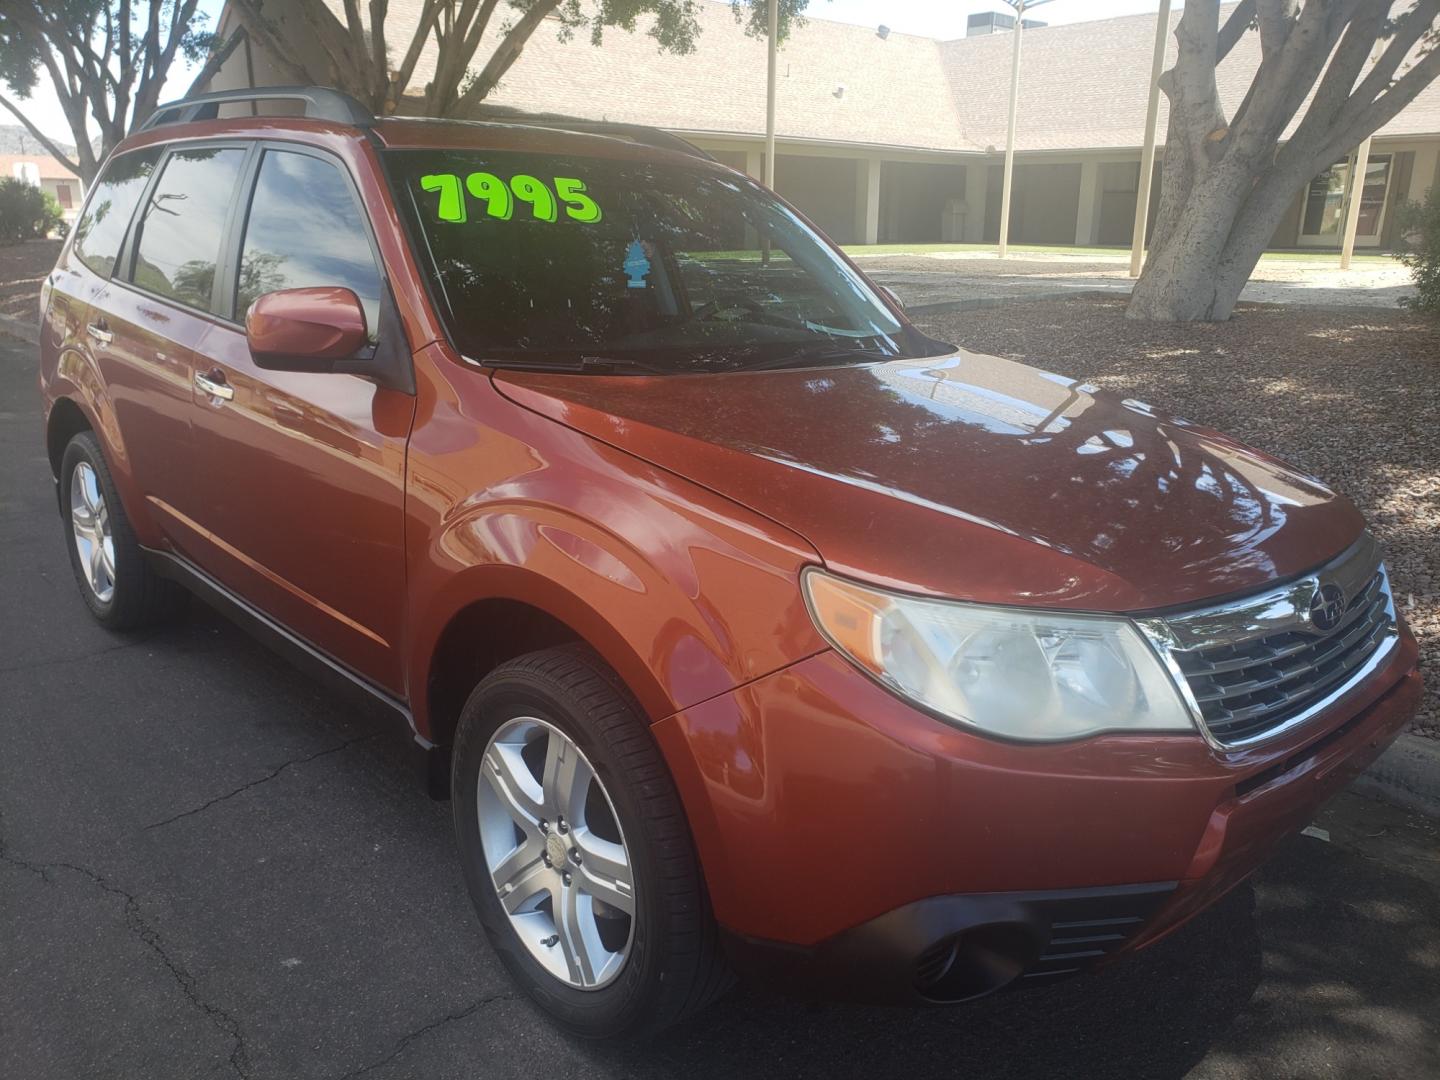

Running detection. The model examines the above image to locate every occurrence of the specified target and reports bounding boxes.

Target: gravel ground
[0,239,61,321]
[915,297,1440,736]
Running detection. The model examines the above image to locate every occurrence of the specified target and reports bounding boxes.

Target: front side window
[388,149,937,374]
[131,147,246,311]
[71,147,162,278]
[236,150,382,335]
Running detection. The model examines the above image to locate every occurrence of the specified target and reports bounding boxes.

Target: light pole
[997,0,1058,259]
[1130,0,1172,277]
[765,0,778,190]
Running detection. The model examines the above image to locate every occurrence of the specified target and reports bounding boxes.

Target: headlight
[803,568,1195,741]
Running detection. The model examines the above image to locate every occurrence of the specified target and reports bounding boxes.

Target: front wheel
[451,644,730,1038]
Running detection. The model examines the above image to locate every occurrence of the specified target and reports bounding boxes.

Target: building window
[55,182,73,208]
[1301,154,1392,242]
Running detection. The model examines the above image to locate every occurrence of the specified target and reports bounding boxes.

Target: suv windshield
[386,148,942,373]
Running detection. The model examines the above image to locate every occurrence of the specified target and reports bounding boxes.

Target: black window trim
[82,133,414,393]
[221,140,391,329]
[217,139,414,394]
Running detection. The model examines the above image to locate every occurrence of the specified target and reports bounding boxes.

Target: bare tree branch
[1217,0,1258,61]
[456,0,562,113]
[0,92,83,175]
[1254,0,1299,57]
[184,25,248,98]
[225,0,317,83]
[395,0,443,95]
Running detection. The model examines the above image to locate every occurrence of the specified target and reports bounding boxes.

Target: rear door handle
[195,370,235,402]
[86,321,112,346]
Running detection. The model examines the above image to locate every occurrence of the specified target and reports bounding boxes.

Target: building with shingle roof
[204,0,1440,251]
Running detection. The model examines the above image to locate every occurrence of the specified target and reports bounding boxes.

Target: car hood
[493,349,1365,611]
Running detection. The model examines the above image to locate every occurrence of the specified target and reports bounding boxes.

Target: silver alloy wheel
[477,716,635,989]
[70,460,116,604]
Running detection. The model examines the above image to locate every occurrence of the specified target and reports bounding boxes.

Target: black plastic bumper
[721,882,1177,1005]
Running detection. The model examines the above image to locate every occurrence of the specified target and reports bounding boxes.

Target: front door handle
[86,322,112,346]
[195,371,234,402]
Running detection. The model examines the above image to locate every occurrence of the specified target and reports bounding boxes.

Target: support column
[854,156,881,246]
[963,161,987,243]
[1074,159,1099,247]
[1340,138,1372,270]
[1131,0,1172,275]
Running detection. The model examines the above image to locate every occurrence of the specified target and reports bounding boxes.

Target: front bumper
[652,629,1420,1004]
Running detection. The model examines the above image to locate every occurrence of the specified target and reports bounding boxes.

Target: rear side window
[72,148,162,278]
[236,150,382,335]
[131,147,246,311]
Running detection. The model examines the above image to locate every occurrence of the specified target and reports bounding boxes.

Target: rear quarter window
[71,147,163,278]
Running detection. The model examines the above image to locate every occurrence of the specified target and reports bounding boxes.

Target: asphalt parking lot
[2,333,1439,1080]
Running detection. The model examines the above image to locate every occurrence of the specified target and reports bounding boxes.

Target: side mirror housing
[880,285,906,310]
[246,286,369,373]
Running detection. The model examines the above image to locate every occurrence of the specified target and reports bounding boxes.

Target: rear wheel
[451,644,730,1038]
[60,431,182,630]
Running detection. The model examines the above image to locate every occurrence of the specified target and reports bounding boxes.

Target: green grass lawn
[840,241,1398,265]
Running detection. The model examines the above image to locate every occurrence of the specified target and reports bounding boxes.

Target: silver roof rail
[140,86,374,131]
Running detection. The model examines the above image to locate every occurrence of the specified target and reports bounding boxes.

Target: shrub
[1397,184,1440,316]
[0,178,65,243]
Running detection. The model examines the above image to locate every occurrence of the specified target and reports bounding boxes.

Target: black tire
[59,430,183,630]
[451,643,731,1038]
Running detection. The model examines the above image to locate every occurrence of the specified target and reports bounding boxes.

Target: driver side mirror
[246,286,370,373]
[880,286,906,311]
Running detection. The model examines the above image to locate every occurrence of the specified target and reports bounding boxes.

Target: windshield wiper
[737,346,897,373]
[474,354,672,376]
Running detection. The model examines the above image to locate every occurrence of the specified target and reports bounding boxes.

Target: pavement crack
[143,734,376,832]
[335,993,516,1080]
[0,631,163,675]
[0,849,253,1078]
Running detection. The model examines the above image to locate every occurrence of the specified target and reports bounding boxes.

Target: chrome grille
[1140,534,1400,749]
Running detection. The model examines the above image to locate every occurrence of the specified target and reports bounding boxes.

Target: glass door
[1300,154,1393,247]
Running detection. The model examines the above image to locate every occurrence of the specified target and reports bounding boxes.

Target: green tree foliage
[0,1,219,183]
[0,177,64,243]
[1398,185,1440,315]
[228,0,810,119]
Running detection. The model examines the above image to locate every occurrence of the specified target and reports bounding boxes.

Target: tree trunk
[1128,167,1249,321]
[1128,162,1304,322]
[1124,0,1440,323]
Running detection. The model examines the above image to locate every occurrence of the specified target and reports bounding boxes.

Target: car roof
[369,116,716,166]
[129,86,719,170]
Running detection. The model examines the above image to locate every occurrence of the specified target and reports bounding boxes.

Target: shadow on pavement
[589,886,1264,1080]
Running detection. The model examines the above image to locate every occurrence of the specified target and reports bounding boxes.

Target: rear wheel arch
[46,396,94,481]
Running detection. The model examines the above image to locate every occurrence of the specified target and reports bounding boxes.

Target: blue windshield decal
[623,240,651,289]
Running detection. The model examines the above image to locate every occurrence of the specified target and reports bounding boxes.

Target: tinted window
[388,150,936,374]
[72,148,162,278]
[237,150,382,335]
[131,147,245,311]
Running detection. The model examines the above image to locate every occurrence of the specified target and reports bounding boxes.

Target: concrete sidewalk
[861,250,1416,312]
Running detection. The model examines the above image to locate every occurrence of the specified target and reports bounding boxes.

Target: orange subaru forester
[39,87,1420,1038]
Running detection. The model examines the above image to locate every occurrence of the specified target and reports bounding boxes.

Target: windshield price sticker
[419,173,602,224]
